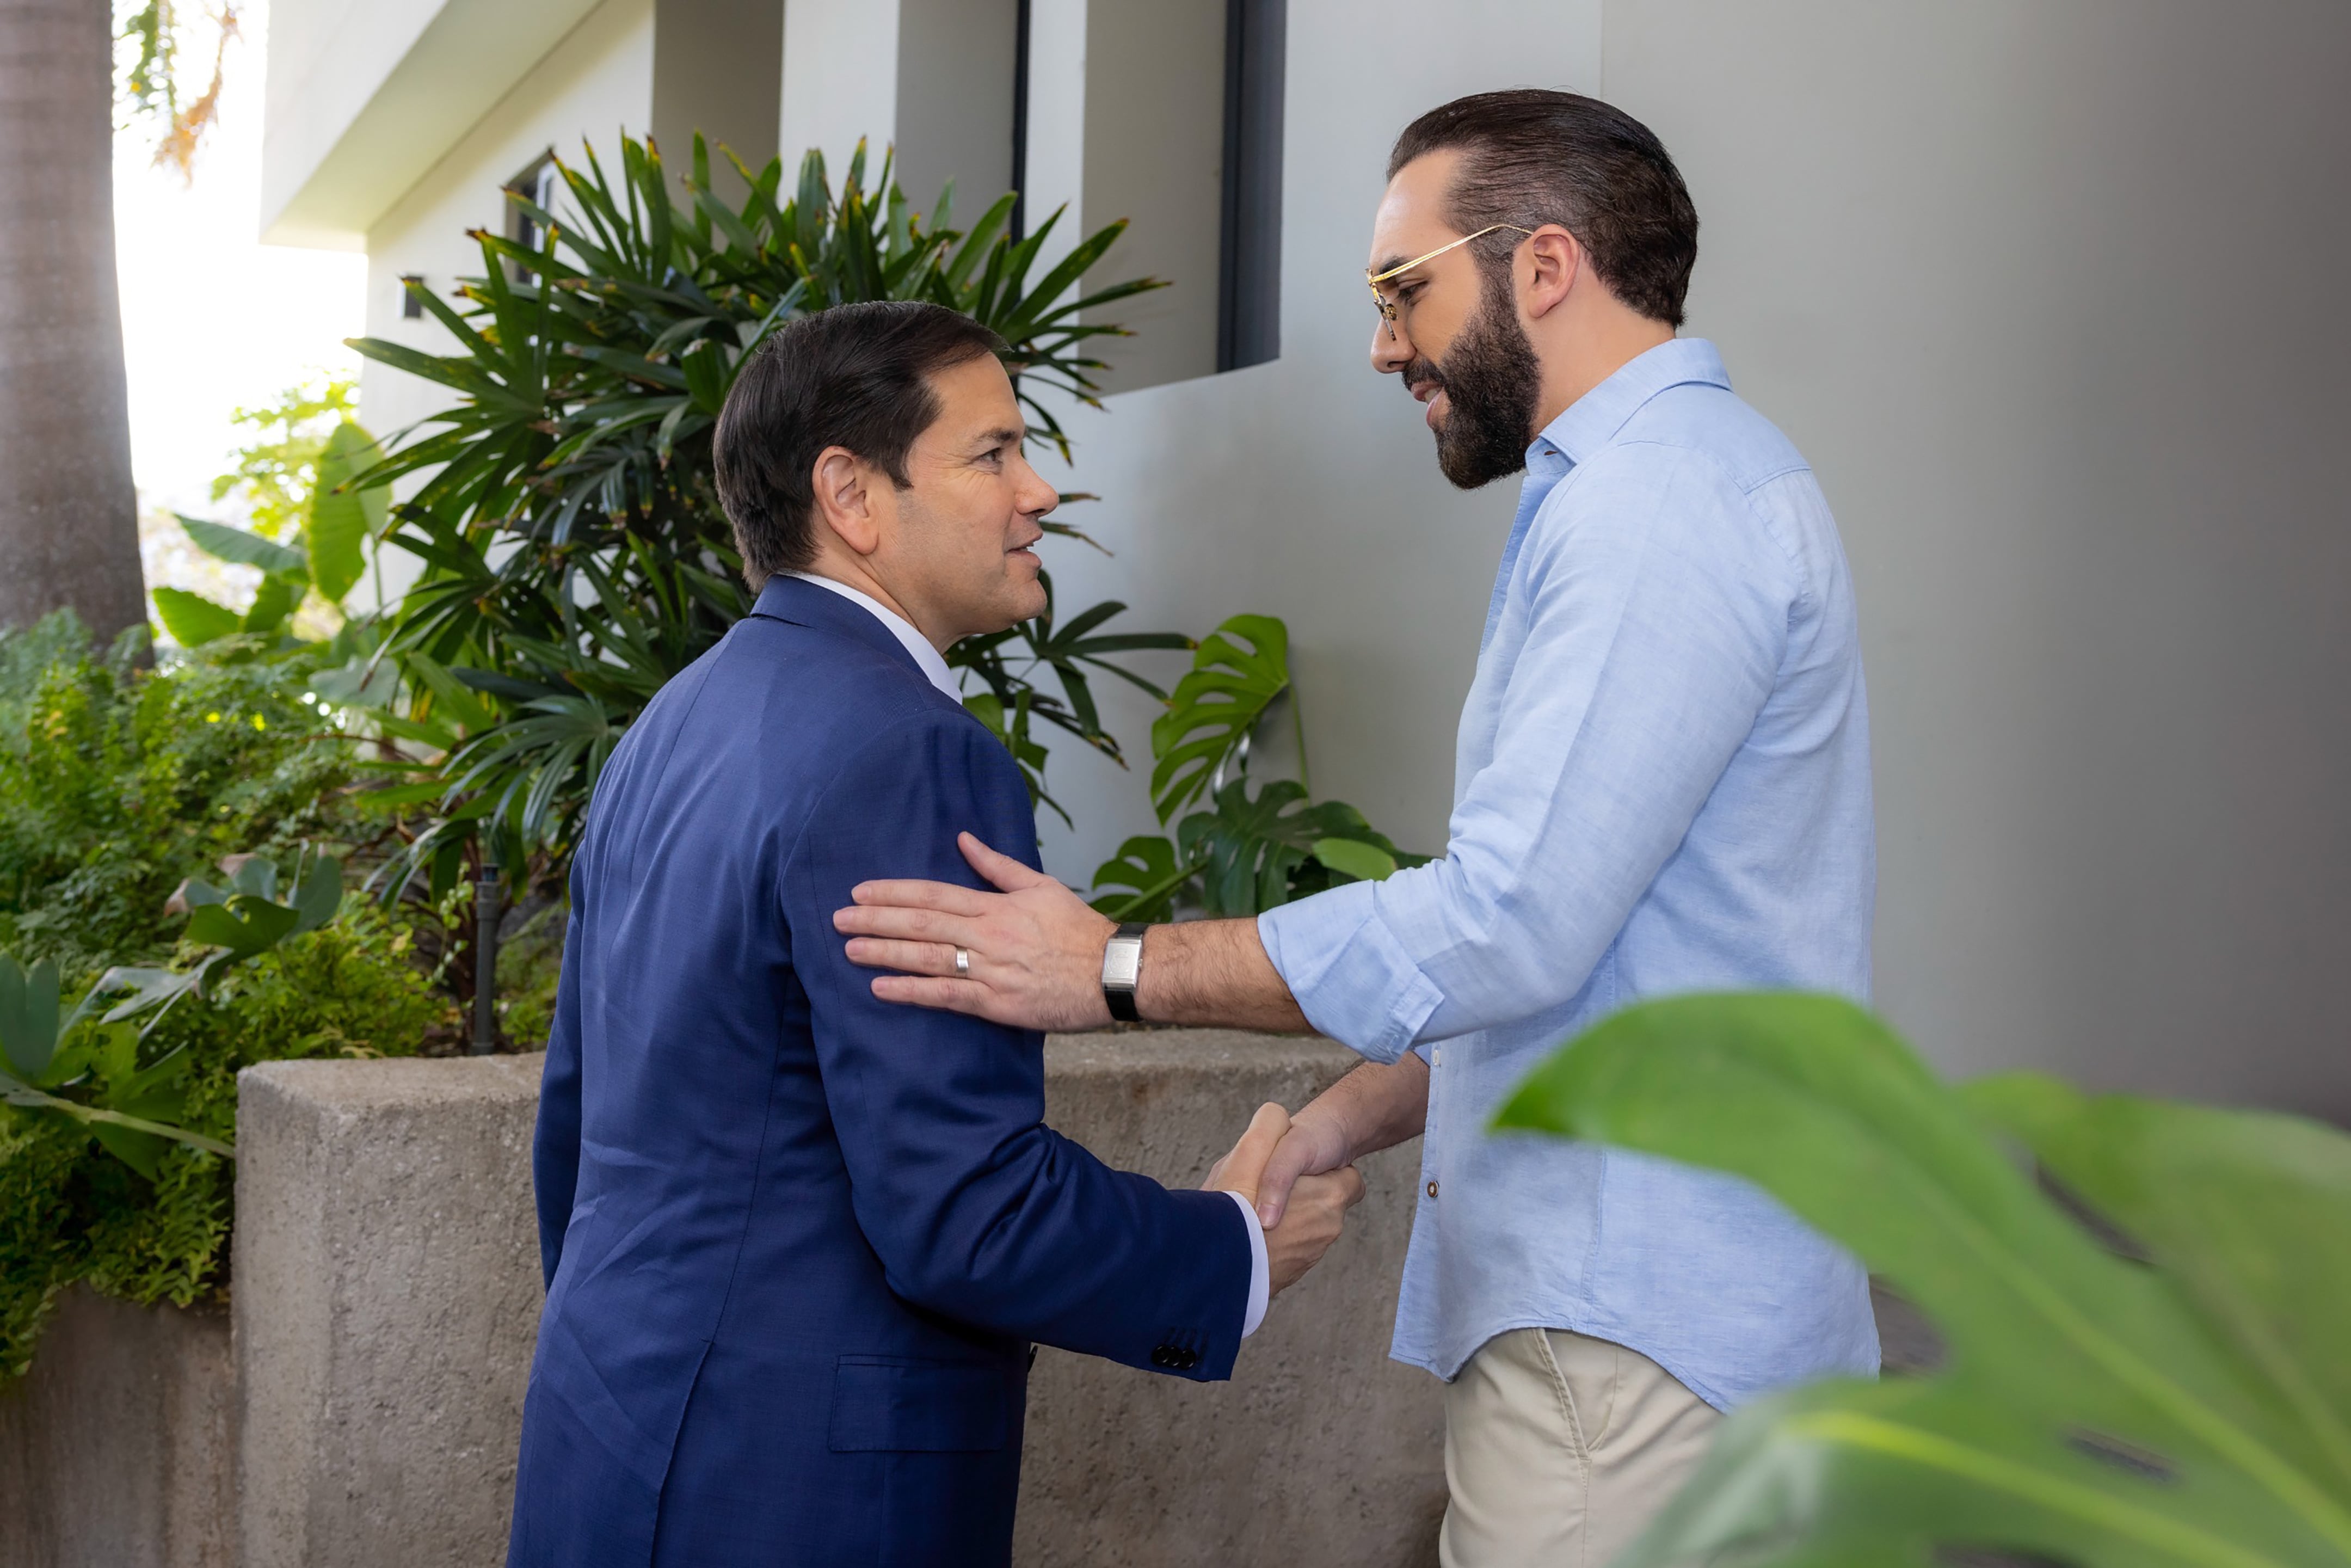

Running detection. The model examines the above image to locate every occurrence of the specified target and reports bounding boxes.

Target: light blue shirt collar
[1533,336,1733,469]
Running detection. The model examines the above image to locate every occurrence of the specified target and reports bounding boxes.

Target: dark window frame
[504,152,561,282]
[1216,0,1284,372]
[1010,0,1033,242]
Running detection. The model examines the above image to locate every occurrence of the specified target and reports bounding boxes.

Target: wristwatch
[1100,923,1149,1023]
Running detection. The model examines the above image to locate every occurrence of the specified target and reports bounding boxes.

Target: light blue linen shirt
[1258,339,1880,1409]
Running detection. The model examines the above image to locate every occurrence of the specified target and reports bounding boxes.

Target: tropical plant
[208,373,366,539]
[0,612,459,1381]
[1494,992,2351,1568]
[0,614,356,969]
[153,415,387,648]
[1090,614,1425,920]
[0,949,231,1175]
[0,846,335,1172]
[343,131,1188,901]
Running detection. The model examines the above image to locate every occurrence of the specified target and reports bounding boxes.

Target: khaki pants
[1439,1329,1722,1568]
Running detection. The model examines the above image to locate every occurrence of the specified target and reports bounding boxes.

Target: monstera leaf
[1148,615,1291,824]
[1178,779,1412,917]
[1091,784,1416,921]
[1090,835,1193,923]
[1492,992,2351,1568]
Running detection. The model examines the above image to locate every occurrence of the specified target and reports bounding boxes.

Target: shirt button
[1432,1048,1442,1067]
[1426,1180,1439,1199]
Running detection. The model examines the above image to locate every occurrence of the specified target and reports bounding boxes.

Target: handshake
[1203,1102,1368,1297]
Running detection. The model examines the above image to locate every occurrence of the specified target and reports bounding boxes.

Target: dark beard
[1411,267,1542,490]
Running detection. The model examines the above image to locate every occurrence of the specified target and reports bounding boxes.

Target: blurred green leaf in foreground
[1494,991,2351,1568]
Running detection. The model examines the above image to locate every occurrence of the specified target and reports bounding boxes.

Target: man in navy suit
[508,300,1366,1568]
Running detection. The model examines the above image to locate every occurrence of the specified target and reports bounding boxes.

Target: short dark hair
[712,300,1007,588]
[1388,89,1699,328]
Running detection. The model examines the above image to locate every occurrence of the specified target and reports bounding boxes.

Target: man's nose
[1370,315,1412,376]
[1016,460,1059,517]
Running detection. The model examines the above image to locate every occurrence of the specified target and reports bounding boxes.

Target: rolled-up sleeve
[1260,444,1796,1061]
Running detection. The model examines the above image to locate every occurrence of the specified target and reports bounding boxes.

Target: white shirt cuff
[1225,1189,1270,1338]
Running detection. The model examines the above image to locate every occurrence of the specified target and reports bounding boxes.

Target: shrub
[0,613,458,1382]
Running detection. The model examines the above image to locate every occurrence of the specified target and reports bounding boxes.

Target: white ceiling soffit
[260,0,607,249]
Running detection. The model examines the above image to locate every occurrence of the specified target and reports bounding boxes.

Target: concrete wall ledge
[0,1286,233,1568]
[228,1032,1441,1566]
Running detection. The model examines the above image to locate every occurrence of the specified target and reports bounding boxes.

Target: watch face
[1100,936,1144,991]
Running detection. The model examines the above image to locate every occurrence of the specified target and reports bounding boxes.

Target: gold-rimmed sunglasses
[1365,225,1536,338]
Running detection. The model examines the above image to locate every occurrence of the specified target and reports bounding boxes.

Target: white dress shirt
[787,571,1270,1339]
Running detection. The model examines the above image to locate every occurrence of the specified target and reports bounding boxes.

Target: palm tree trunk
[0,0,147,640]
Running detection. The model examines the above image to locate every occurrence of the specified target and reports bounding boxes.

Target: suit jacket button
[1173,1348,1198,1370]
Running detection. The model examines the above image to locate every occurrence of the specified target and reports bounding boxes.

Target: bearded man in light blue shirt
[836,88,1879,1564]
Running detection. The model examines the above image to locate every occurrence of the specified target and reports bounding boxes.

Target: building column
[779,0,1021,222]
[653,0,785,196]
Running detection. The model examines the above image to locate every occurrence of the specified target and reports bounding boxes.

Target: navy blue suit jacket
[508,577,1249,1568]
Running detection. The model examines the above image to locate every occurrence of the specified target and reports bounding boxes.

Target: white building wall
[777,0,900,187]
[356,0,656,448]
[1600,0,2351,1114]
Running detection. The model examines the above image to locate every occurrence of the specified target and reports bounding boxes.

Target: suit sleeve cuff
[1225,1190,1269,1338]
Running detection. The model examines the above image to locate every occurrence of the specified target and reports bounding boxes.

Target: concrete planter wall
[0,1287,235,1568]
[1,1031,1444,1566]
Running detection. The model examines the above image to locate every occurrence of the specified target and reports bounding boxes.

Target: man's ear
[811,445,885,557]
[1519,225,1583,321]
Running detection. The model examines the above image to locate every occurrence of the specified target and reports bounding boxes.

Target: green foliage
[306,422,386,605]
[208,374,366,540]
[0,614,457,1386]
[1150,614,1295,823]
[0,948,231,1176]
[157,410,390,649]
[342,130,1186,896]
[1092,614,1423,920]
[0,618,354,971]
[1493,992,2351,1568]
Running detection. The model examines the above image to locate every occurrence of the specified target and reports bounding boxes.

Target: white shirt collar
[784,572,961,702]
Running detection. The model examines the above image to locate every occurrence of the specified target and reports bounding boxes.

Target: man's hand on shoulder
[834,833,1311,1034]
[834,832,1117,1031]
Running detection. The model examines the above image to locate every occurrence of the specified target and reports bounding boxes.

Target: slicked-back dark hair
[713,300,1007,589]
[1388,89,1698,328]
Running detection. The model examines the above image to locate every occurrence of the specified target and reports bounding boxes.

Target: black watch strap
[1101,922,1148,1023]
